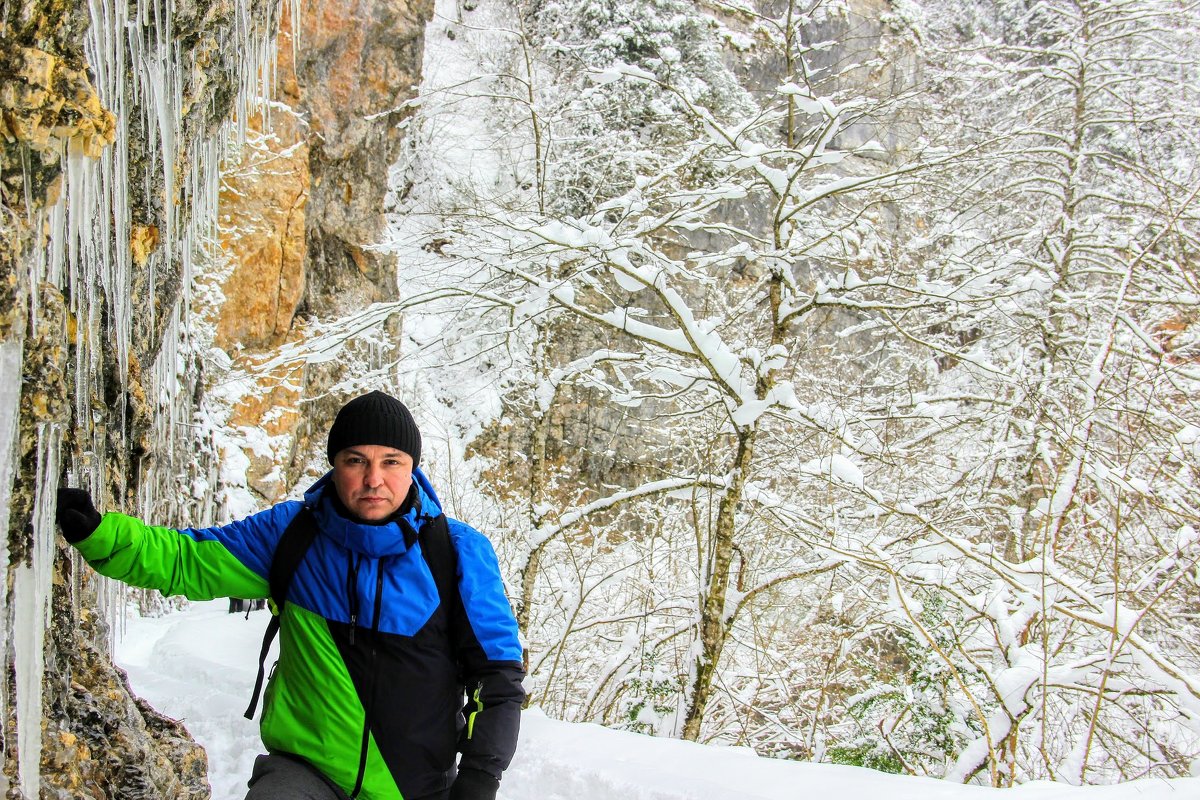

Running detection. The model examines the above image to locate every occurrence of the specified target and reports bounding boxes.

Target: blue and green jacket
[72,468,525,799]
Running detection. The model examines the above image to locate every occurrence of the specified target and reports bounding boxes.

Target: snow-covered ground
[114,601,1198,800]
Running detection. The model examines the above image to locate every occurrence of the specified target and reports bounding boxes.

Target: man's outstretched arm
[57,486,277,600]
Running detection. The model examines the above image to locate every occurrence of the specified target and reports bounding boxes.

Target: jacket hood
[301,467,445,558]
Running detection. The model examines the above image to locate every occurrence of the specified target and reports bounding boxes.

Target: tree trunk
[681,427,755,740]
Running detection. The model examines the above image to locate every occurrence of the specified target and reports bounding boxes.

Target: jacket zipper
[346,554,362,645]
[349,559,387,799]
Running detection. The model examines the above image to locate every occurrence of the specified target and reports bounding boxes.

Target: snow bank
[116,601,1198,800]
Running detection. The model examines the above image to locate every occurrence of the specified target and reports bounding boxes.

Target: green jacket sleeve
[74,512,270,600]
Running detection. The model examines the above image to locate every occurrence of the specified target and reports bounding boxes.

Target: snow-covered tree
[368,0,1200,783]
[821,0,1200,783]
[399,0,985,743]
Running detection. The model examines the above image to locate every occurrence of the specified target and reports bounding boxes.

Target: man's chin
[352,502,393,521]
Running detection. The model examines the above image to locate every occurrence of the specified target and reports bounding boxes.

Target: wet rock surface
[1,0,283,797]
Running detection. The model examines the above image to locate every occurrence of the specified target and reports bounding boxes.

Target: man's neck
[328,484,417,525]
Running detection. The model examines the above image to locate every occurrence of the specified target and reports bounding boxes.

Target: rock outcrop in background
[213,0,432,504]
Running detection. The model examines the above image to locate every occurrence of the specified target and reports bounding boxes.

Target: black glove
[449,768,499,800]
[56,487,102,543]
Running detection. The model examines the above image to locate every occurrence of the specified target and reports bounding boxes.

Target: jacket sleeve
[448,521,526,780]
[71,503,297,600]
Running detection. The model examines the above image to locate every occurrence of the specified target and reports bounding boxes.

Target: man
[56,391,525,800]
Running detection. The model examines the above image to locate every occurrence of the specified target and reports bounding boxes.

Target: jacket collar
[301,467,444,558]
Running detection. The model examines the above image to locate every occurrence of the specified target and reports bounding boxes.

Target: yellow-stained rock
[206,0,431,502]
[42,173,63,206]
[131,225,161,266]
[18,47,55,87]
[2,0,281,796]
[21,85,49,108]
[0,44,116,158]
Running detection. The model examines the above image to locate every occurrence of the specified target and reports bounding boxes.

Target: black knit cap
[326,391,422,467]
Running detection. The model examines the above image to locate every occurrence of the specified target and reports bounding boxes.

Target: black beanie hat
[326,391,422,467]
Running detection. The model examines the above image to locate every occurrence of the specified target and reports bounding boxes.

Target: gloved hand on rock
[56,487,102,543]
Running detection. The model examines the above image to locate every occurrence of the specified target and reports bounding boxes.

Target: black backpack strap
[244,507,319,720]
[413,514,462,636]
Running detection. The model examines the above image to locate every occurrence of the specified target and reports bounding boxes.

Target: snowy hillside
[114,602,1199,800]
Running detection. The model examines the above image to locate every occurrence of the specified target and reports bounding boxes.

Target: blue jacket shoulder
[445,518,523,664]
[177,501,305,579]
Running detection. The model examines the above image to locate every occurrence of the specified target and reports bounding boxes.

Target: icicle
[13,422,62,799]
[82,0,133,387]
[30,0,299,644]
[0,336,24,751]
[288,0,301,68]
[12,560,45,799]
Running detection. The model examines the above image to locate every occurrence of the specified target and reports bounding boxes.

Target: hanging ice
[14,424,62,799]
[0,336,23,769]
[12,0,290,791]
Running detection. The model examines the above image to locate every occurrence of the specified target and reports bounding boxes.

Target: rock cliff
[214,0,432,503]
[0,0,431,795]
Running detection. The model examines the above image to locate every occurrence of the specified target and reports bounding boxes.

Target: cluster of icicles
[0,0,297,796]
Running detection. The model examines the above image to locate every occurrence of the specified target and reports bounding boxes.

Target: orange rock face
[214,0,432,499]
[216,109,310,352]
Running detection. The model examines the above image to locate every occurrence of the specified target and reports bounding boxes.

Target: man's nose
[364,464,384,486]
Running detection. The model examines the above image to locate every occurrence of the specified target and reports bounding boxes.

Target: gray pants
[244,754,452,800]
[245,754,349,800]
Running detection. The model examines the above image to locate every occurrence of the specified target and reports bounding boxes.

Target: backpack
[243,506,460,719]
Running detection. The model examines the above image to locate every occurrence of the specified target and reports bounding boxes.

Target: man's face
[331,445,414,521]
